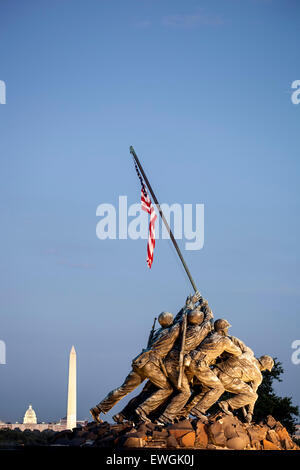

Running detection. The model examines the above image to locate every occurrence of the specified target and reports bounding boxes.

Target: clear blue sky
[0,0,299,423]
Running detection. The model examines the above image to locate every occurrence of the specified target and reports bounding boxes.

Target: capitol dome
[23,404,37,424]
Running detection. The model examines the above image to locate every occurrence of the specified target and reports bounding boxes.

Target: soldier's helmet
[158,312,174,328]
[214,319,232,332]
[188,307,204,325]
[259,355,274,372]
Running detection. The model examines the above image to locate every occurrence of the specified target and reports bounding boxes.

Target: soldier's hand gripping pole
[178,313,187,390]
[129,146,198,294]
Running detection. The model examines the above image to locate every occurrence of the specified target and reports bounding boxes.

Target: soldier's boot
[112,413,125,424]
[135,407,151,424]
[218,401,233,416]
[178,409,189,419]
[190,408,208,423]
[155,413,173,426]
[89,406,103,423]
[179,400,198,419]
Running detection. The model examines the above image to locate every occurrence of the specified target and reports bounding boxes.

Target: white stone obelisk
[67,345,77,430]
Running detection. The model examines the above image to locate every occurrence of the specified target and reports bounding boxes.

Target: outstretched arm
[174,291,202,323]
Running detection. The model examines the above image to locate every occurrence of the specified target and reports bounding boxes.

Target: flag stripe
[134,160,157,268]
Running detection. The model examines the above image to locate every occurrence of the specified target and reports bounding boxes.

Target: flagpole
[129,146,198,293]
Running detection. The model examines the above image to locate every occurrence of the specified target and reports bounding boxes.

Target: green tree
[253,358,299,435]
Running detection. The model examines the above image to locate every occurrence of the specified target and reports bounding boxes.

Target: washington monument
[67,345,77,430]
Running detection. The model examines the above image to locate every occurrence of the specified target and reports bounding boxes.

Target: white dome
[23,404,37,424]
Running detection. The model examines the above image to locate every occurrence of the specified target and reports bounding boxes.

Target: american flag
[134,160,157,269]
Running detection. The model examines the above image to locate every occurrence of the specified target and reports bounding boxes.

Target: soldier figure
[112,311,175,424]
[154,300,213,425]
[186,319,242,421]
[216,353,274,422]
[90,301,193,423]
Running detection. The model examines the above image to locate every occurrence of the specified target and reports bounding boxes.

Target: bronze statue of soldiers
[89,283,275,426]
[185,318,242,421]
[216,352,274,422]
[153,300,213,425]
[90,309,182,423]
